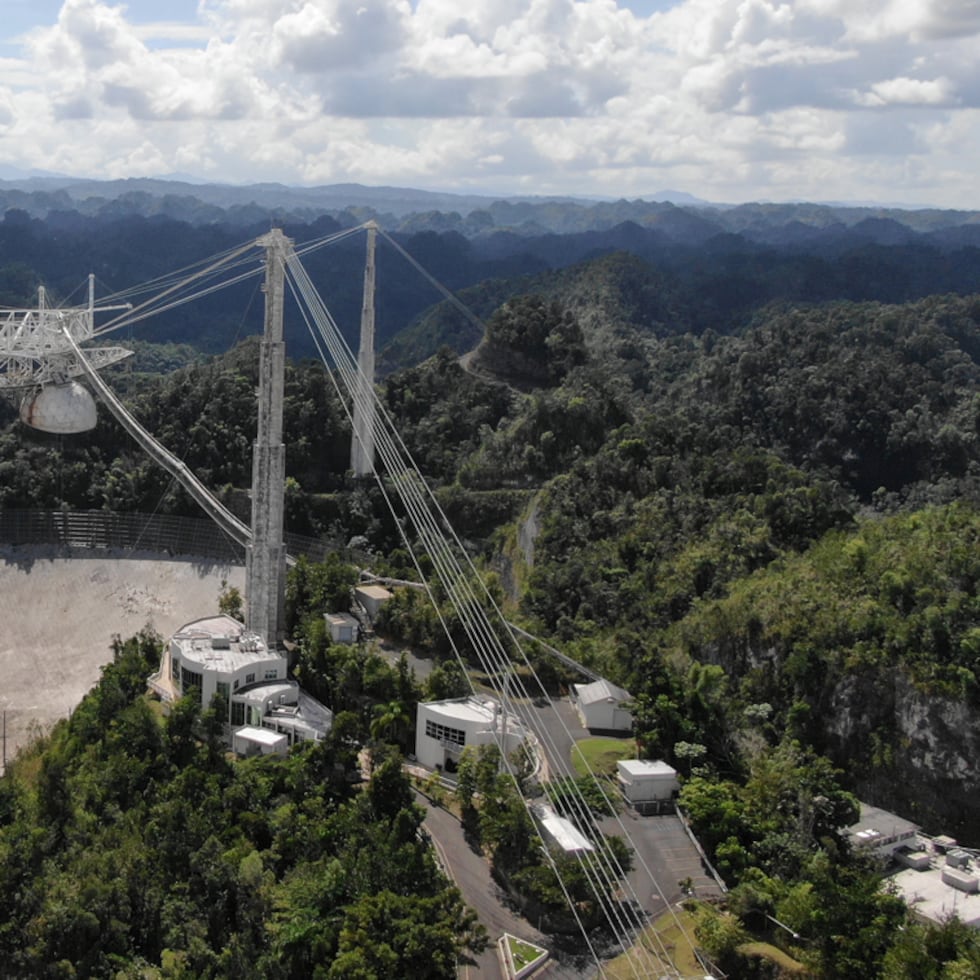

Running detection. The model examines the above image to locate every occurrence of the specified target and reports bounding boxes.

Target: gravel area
[0,545,244,772]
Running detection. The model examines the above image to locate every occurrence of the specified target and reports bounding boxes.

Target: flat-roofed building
[325,611,359,645]
[890,841,980,928]
[617,759,680,813]
[415,695,525,771]
[233,726,288,757]
[845,803,919,858]
[355,583,393,619]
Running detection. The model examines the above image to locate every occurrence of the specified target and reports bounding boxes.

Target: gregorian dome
[19,381,98,434]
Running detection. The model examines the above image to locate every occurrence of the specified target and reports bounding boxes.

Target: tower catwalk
[247,228,290,648]
[350,221,377,477]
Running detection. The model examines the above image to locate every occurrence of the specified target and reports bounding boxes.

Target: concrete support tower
[350,222,377,477]
[247,229,291,649]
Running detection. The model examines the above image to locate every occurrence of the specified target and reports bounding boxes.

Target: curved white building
[149,614,332,746]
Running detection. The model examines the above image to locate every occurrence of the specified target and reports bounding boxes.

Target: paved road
[420,795,593,980]
[523,696,590,782]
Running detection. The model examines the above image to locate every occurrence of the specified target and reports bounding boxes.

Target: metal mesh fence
[0,509,332,564]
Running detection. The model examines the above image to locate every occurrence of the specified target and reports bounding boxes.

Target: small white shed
[325,611,359,645]
[355,584,393,619]
[233,726,288,758]
[617,759,680,813]
[573,678,633,733]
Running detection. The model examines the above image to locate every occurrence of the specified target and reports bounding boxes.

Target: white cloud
[864,75,957,108]
[0,0,974,206]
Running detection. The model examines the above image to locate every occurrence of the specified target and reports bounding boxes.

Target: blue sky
[0,0,978,208]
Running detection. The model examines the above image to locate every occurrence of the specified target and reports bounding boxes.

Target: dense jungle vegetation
[3,201,980,975]
[0,633,485,978]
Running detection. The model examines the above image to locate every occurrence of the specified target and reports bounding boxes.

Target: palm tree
[370,699,411,747]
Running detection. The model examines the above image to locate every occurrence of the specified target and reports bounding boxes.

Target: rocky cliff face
[826,672,980,842]
[703,641,980,843]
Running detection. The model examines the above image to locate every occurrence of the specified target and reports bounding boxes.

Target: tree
[218,580,244,621]
[369,700,411,748]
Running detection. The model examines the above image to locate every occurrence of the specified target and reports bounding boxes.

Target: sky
[0,0,978,208]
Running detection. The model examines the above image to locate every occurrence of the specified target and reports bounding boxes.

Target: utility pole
[246,229,290,649]
[350,221,377,476]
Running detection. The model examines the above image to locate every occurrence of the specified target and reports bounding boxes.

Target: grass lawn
[571,736,635,777]
[737,941,810,974]
[507,935,546,969]
[604,907,703,979]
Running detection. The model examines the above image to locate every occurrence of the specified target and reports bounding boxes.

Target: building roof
[574,678,631,706]
[355,584,393,601]
[234,726,287,748]
[846,802,919,847]
[325,611,359,627]
[420,695,523,733]
[891,859,980,928]
[172,614,281,673]
[534,804,594,854]
[618,759,677,780]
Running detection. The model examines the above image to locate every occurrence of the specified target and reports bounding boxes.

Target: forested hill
[393,289,980,844]
[3,192,980,972]
[1,182,980,370]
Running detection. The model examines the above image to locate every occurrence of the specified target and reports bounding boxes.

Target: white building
[617,759,680,813]
[890,839,980,928]
[415,695,525,771]
[325,611,359,645]
[572,678,633,733]
[148,614,333,748]
[533,803,594,857]
[233,726,289,758]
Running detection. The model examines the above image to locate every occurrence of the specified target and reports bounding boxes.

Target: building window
[233,678,239,691]
[171,656,180,681]
[245,672,255,685]
[264,668,278,680]
[181,666,203,698]
[231,701,245,726]
[216,681,230,703]
[425,719,466,747]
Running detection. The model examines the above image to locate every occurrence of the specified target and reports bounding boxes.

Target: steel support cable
[374,228,487,335]
[290,224,370,260]
[93,261,266,338]
[92,238,260,337]
[285,256,652,974]
[94,237,264,308]
[284,253,646,952]
[98,223,365,338]
[290,255,686,980]
[63,329,252,550]
[287,273,614,980]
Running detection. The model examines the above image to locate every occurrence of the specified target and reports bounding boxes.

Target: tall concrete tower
[247,229,290,648]
[350,222,377,477]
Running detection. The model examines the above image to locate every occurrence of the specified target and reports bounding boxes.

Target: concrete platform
[0,545,243,772]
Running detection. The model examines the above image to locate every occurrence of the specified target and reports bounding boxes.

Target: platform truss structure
[0,284,131,390]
